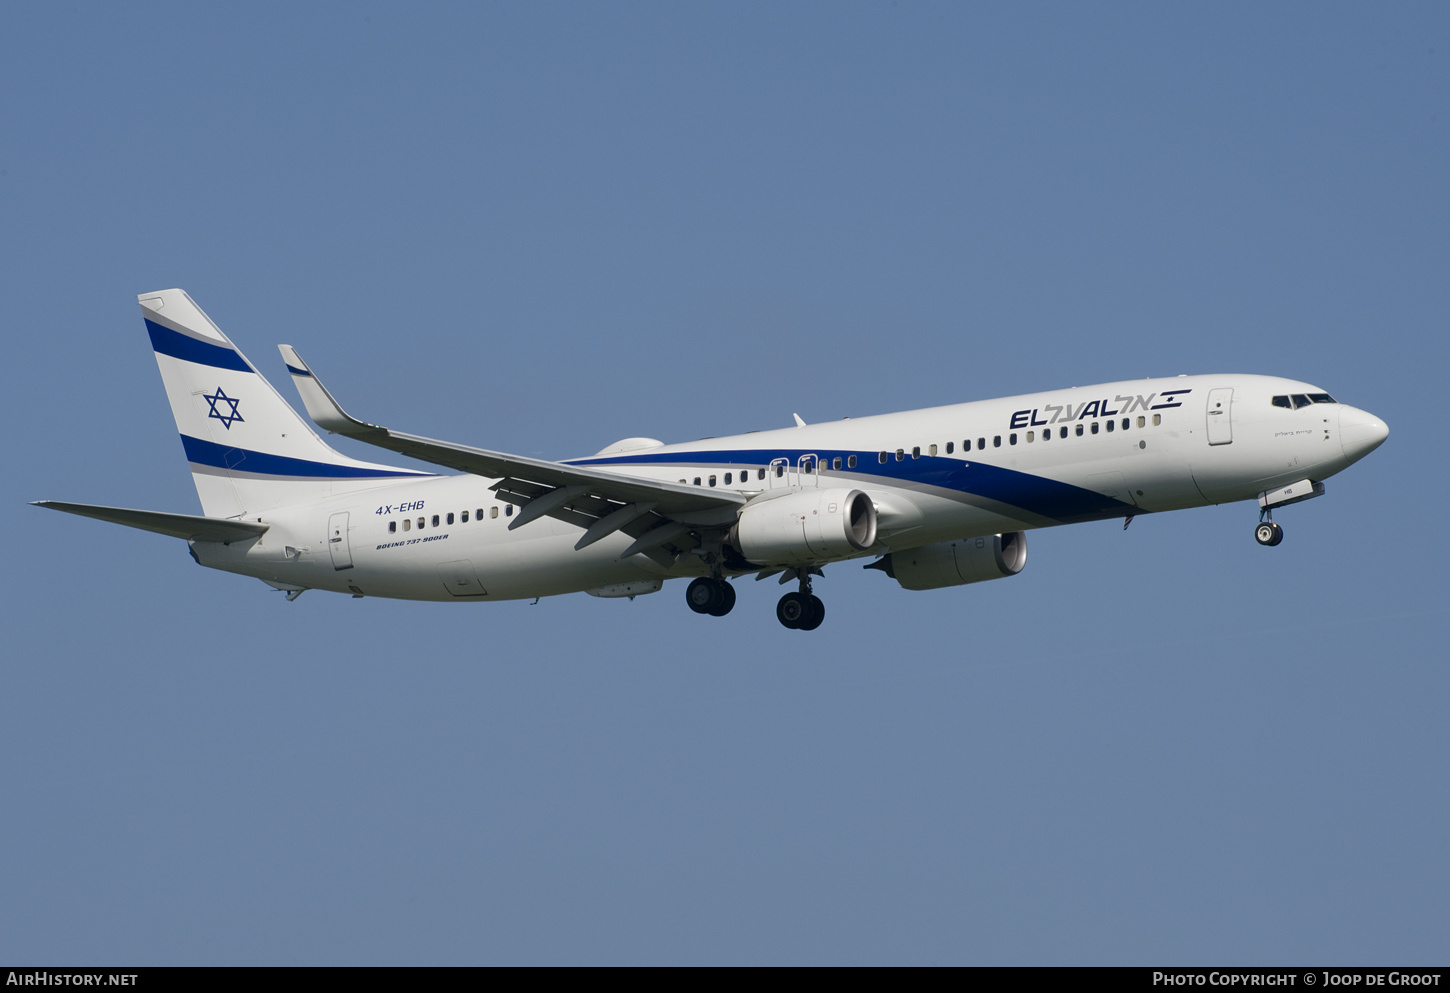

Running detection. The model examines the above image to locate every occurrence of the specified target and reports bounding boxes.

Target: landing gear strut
[685,576,736,616]
[1255,508,1284,547]
[777,572,825,631]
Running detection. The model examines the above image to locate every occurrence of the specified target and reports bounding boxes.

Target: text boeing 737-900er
[35,289,1389,630]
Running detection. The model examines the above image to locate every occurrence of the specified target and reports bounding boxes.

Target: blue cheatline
[568,448,1135,523]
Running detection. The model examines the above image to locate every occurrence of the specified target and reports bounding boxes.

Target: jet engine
[733,488,878,567]
[868,532,1027,590]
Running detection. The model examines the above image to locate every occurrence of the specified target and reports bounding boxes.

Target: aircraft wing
[32,501,270,542]
[279,346,743,558]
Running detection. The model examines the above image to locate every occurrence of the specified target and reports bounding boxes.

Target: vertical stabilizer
[140,289,432,518]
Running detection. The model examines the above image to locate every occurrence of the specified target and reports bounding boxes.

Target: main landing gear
[685,576,736,616]
[776,573,824,631]
[684,568,826,630]
[1255,508,1284,546]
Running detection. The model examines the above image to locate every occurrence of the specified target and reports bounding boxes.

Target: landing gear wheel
[1255,522,1283,546]
[707,581,736,617]
[777,591,809,629]
[798,595,825,631]
[686,577,721,614]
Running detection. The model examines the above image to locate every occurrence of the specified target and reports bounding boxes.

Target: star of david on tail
[203,387,243,429]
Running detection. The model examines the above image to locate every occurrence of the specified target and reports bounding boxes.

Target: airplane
[35,289,1390,630]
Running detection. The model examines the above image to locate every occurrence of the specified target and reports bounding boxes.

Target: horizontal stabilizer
[32,501,269,542]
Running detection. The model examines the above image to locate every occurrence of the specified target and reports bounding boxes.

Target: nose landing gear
[1255,509,1284,546]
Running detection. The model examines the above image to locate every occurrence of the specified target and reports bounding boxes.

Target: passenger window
[725,472,733,485]
[803,459,813,473]
[993,436,1002,448]
[758,468,766,480]
[402,519,411,531]
[1309,393,1336,404]
[446,512,454,525]
[1122,418,1129,430]
[1091,422,1099,434]
[693,477,701,486]
[977,438,985,450]
[1009,433,1017,445]
[1041,429,1049,441]
[1291,394,1311,409]
[945,442,953,454]
[417,517,425,529]
[847,455,856,468]
[1106,420,1114,432]
[775,464,784,477]
[477,508,483,520]
[490,506,499,518]
[1153,414,1161,426]
[708,475,717,486]
[1272,395,1292,408]
[461,511,469,523]
[1076,424,1084,436]
[1060,426,1067,438]
[432,515,440,527]
[928,444,937,456]
[505,505,513,517]
[389,521,397,533]
[1026,431,1034,443]
[896,449,904,461]
[1136,416,1145,428]
[911,446,920,459]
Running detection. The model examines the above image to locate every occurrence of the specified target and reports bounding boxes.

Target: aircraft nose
[1339,405,1389,463]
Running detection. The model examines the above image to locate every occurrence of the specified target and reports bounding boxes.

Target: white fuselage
[191,374,1382,602]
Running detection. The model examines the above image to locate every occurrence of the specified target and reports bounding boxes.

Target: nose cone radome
[1339,405,1389,464]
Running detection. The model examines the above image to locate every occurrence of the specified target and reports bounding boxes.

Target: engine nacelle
[733,487,878,567]
[871,532,1027,591]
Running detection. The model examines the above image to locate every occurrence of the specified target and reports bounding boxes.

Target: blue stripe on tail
[181,435,433,479]
[146,320,252,372]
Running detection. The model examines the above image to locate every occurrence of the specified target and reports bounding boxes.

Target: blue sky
[2,2,1446,964]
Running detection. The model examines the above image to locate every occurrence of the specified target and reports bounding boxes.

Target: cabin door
[328,512,353,570]
[1206,388,1234,445]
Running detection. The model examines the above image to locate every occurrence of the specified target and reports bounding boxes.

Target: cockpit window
[1291,394,1311,409]
[1308,393,1336,404]
[1272,395,1292,408]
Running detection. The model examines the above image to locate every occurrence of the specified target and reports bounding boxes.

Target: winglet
[278,345,382,437]
[792,413,807,428]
